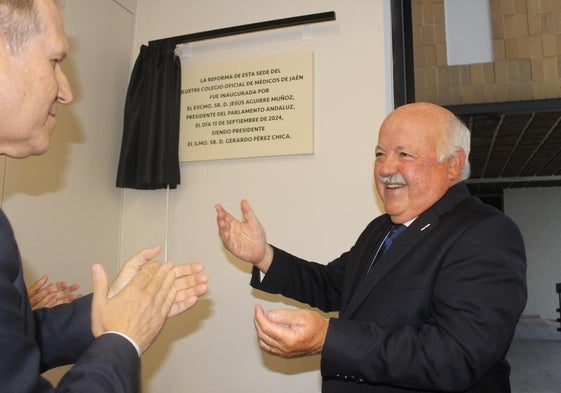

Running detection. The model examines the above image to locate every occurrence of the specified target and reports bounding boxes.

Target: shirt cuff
[102,331,141,357]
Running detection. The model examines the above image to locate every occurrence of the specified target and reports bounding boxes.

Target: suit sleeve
[321,214,527,391]
[251,218,382,312]
[0,287,140,393]
[252,245,353,313]
[34,295,94,368]
[56,333,140,393]
[0,207,140,392]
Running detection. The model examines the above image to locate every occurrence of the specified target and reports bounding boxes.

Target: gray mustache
[379,174,407,185]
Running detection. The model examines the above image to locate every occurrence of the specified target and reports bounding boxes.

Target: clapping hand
[91,247,208,353]
[27,274,80,310]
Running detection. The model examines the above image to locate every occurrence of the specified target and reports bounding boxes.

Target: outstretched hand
[215,200,273,272]
[253,305,328,358]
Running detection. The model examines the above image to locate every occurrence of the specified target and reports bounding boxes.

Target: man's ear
[447,148,466,182]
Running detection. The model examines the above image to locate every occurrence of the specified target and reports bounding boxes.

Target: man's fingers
[254,305,279,342]
[172,262,204,277]
[28,274,49,293]
[139,262,176,319]
[126,261,168,292]
[263,308,302,326]
[216,204,232,229]
[37,292,58,308]
[124,246,162,269]
[48,281,68,291]
[168,295,199,317]
[109,246,162,298]
[171,271,208,290]
[175,280,208,298]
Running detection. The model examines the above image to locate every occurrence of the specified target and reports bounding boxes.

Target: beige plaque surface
[179,51,314,162]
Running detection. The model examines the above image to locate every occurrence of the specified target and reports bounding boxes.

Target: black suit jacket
[0,209,140,392]
[252,183,527,392]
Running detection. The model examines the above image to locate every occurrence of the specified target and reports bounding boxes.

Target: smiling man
[0,0,72,157]
[0,1,209,392]
[216,102,527,393]
[374,103,469,224]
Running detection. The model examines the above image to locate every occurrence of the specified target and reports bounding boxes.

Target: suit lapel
[340,183,471,319]
[341,211,439,318]
[352,222,392,282]
[341,217,392,310]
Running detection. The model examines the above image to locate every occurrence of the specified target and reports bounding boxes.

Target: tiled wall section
[413,0,561,105]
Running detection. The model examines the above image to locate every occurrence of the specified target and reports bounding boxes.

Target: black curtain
[116,40,181,189]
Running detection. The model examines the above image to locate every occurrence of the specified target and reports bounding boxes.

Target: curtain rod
[149,11,336,46]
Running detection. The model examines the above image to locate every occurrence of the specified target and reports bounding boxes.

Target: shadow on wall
[141,297,214,380]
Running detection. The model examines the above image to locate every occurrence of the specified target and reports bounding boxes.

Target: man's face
[0,0,73,158]
[374,104,459,223]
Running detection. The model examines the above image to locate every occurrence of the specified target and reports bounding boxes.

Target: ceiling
[447,99,561,206]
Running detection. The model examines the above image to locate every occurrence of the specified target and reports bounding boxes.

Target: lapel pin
[420,223,431,231]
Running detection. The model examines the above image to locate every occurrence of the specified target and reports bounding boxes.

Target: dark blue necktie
[379,224,406,254]
[366,224,406,274]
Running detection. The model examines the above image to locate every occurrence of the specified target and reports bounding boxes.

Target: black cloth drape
[116,40,181,189]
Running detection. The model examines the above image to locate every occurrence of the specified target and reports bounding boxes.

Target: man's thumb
[92,263,109,301]
[91,264,110,337]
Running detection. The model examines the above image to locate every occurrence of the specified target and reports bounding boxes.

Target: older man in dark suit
[0,1,208,391]
[216,102,527,392]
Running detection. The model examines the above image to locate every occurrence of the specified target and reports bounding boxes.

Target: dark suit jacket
[252,183,527,392]
[0,209,140,392]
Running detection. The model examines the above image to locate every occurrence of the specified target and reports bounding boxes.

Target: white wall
[125,0,389,392]
[505,187,561,321]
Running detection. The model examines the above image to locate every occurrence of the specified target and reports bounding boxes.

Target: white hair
[438,114,471,181]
